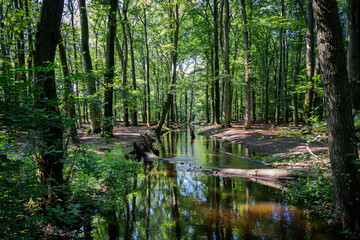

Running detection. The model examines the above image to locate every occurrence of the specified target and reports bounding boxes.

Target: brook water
[79,127,341,239]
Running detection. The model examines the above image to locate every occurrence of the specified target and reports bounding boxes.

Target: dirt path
[78,123,153,152]
[198,123,328,159]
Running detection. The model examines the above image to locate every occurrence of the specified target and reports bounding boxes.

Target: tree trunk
[241,0,251,129]
[221,0,231,128]
[143,8,151,126]
[78,0,101,134]
[348,0,360,110]
[58,38,79,144]
[34,0,65,202]
[313,0,360,232]
[103,0,118,137]
[155,2,180,135]
[128,26,138,126]
[304,0,315,123]
[275,0,284,126]
[292,35,302,127]
[213,0,221,124]
[119,4,130,126]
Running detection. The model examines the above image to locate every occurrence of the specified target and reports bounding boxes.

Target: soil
[77,123,154,153]
[197,123,328,158]
[78,122,328,159]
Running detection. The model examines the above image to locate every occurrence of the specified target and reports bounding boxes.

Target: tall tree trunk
[292,35,302,127]
[78,0,101,134]
[24,0,34,80]
[34,0,65,202]
[14,0,26,83]
[213,0,221,124]
[241,0,251,129]
[348,0,360,110]
[275,0,284,125]
[119,4,130,126]
[304,0,315,123]
[221,0,231,128]
[103,0,118,136]
[143,8,151,126]
[58,38,79,144]
[128,27,138,126]
[313,0,360,232]
[155,2,181,135]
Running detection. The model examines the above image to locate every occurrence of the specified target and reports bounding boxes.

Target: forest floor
[77,122,329,169]
[197,122,330,168]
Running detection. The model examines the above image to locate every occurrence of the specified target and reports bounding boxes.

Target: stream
[78,127,341,239]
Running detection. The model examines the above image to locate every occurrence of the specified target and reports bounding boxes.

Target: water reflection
[86,161,339,240]
[81,128,341,240]
[159,129,267,169]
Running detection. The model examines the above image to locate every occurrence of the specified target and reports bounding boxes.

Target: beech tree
[34,0,65,202]
[313,0,360,232]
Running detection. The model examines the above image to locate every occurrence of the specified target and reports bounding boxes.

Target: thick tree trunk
[78,0,101,134]
[304,0,315,123]
[241,0,251,129]
[313,0,360,232]
[348,0,360,110]
[34,0,65,202]
[103,0,118,136]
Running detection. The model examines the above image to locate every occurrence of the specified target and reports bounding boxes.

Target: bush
[285,174,334,218]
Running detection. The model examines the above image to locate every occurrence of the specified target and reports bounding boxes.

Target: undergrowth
[0,141,140,239]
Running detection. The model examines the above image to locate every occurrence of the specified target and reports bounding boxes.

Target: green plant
[285,174,334,218]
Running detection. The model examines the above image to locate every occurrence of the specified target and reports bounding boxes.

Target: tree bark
[304,0,315,123]
[348,0,360,110]
[119,4,130,126]
[34,0,65,202]
[58,38,79,144]
[292,34,302,127]
[143,7,151,126]
[313,0,360,232]
[78,0,101,134]
[221,0,231,128]
[275,0,284,126]
[213,0,221,124]
[241,0,251,129]
[128,27,138,126]
[103,0,118,136]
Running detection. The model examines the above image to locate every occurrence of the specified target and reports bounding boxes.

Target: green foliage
[65,145,141,215]
[0,154,46,239]
[285,174,334,218]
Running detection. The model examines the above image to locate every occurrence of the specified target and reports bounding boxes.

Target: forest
[1,0,360,239]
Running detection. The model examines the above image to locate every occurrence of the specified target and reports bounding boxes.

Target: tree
[348,0,360,111]
[79,0,101,134]
[213,0,221,124]
[103,0,118,136]
[155,1,185,135]
[240,0,251,129]
[303,0,315,123]
[313,0,360,232]
[221,0,231,128]
[34,0,65,202]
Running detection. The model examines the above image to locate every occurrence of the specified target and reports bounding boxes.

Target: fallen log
[130,131,159,159]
